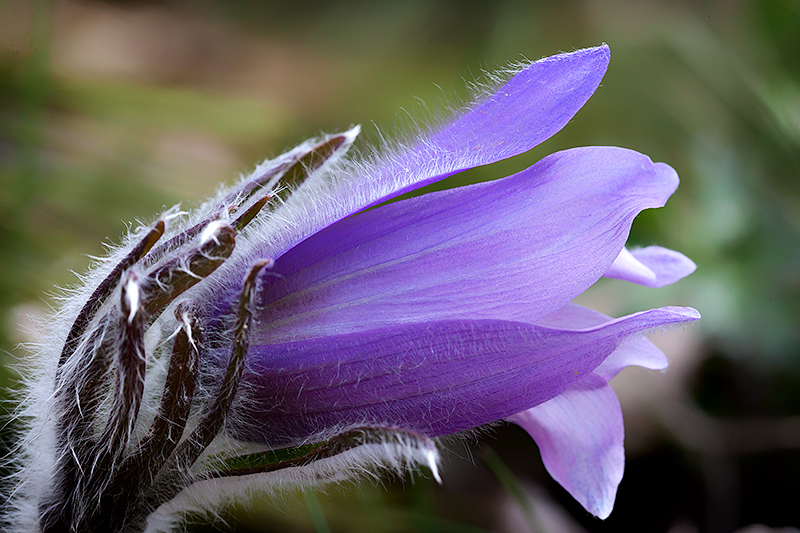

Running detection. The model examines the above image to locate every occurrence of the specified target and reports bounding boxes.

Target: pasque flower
[9,44,698,532]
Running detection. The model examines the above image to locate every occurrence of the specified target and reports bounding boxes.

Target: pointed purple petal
[509,374,624,519]
[536,302,616,329]
[604,246,696,288]
[253,146,680,344]
[243,47,611,282]
[537,303,672,380]
[231,307,697,447]
[595,336,669,381]
[359,45,612,202]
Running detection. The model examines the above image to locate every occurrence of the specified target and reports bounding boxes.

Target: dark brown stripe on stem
[58,219,164,371]
[232,195,270,232]
[175,259,271,464]
[100,271,148,456]
[142,222,235,318]
[140,260,271,511]
[273,134,348,201]
[120,304,201,486]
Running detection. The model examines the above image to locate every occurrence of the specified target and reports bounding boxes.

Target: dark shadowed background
[2,1,800,532]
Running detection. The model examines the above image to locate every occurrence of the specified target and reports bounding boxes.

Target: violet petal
[253,146,680,344]
[359,45,612,203]
[537,303,670,381]
[595,336,669,381]
[231,306,698,447]
[604,246,697,288]
[509,374,624,519]
[255,47,612,272]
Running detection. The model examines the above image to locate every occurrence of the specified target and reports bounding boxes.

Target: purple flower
[13,44,698,532]
[218,44,699,518]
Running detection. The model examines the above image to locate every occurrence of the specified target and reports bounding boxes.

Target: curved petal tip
[605,246,697,288]
[661,306,701,321]
[509,375,623,520]
[543,44,610,69]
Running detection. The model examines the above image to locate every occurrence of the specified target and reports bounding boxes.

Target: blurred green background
[2,0,800,532]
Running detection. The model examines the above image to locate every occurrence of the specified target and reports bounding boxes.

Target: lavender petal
[537,303,670,381]
[258,46,611,265]
[356,45,612,205]
[253,146,680,344]
[604,246,697,288]
[231,306,697,447]
[509,374,624,519]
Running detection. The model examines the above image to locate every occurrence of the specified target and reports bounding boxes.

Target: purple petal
[604,246,696,288]
[359,45,612,203]
[253,146,680,344]
[230,306,697,447]
[509,374,624,519]
[595,336,668,381]
[237,47,611,293]
[537,303,671,380]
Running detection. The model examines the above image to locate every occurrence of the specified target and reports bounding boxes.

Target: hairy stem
[58,218,164,370]
[200,427,438,480]
[139,259,271,514]
[117,305,201,491]
[142,221,236,318]
[102,271,148,457]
